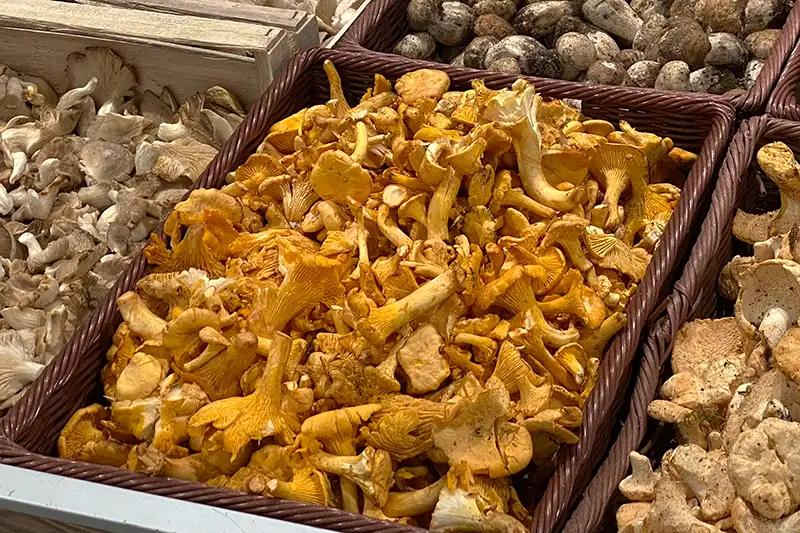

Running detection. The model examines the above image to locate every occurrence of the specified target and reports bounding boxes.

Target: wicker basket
[768,40,800,119]
[338,0,800,115]
[0,47,734,533]
[562,115,800,533]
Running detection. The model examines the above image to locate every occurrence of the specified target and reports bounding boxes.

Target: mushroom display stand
[337,0,800,115]
[768,40,800,119]
[562,115,800,533]
[0,47,733,533]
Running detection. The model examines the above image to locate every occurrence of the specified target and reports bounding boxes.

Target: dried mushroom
[60,62,690,530]
[0,48,246,409]
[617,141,800,533]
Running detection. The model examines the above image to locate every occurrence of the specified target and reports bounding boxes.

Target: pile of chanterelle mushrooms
[617,142,800,533]
[0,47,245,410]
[58,61,693,530]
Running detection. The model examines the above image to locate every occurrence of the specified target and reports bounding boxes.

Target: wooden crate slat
[74,0,319,53]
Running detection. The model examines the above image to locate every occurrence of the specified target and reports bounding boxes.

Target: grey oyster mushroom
[582,0,643,43]
[512,1,579,39]
[0,47,244,410]
[393,32,437,59]
[464,36,499,68]
[474,14,515,40]
[745,29,781,60]
[628,60,662,88]
[428,2,475,47]
[655,61,692,91]
[704,33,748,69]
[690,66,741,94]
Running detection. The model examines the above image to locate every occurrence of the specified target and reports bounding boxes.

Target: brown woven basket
[338,0,800,115]
[0,46,734,533]
[768,40,800,119]
[562,114,800,533]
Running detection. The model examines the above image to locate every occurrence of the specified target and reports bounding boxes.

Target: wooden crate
[0,0,301,104]
[73,0,319,54]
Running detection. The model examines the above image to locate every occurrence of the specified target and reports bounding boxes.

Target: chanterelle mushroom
[58,62,689,528]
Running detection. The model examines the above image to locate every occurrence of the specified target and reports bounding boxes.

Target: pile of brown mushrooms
[57,61,693,530]
[0,48,245,409]
[617,142,800,533]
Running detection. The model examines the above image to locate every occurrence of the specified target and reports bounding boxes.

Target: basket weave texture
[768,40,800,119]
[338,0,800,115]
[0,47,734,533]
[563,115,800,533]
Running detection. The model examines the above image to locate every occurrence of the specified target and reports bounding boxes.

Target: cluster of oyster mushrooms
[617,142,800,533]
[394,0,788,94]
[58,61,692,529]
[0,48,245,409]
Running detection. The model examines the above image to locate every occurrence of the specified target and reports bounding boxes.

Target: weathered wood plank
[0,27,265,106]
[74,0,319,53]
[0,510,105,533]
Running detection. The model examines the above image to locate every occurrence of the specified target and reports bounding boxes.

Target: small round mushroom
[745,0,788,34]
[472,0,516,21]
[473,13,515,40]
[582,0,643,42]
[554,15,596,40]
[633,0,669,18]
[654,60,691,91]
[427,2,475,46]
[484,35,546,75]
[701,0,745,34]
[689,66,740,94]
[393,32,437,59]
[745,29,781,60]
[743,58,764,89]
[613,49,646,69]
[512,1,579,39]
[407,0,438,31]
[704,32,747,69]
[627,60,661,88]
[585,60,632,85]
[527,48,564,78]
[555,32,597,72]
[464,36,498,68]
[657,18,711,68]
[587,30,621,61]
[633,13,668,52]
[450,53,466,67]
[487,56,522,74]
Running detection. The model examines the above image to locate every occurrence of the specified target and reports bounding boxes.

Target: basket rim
[0,46,735,533]
[767,40,800,119]
[561,114,800,533]
[337,0,800,114]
